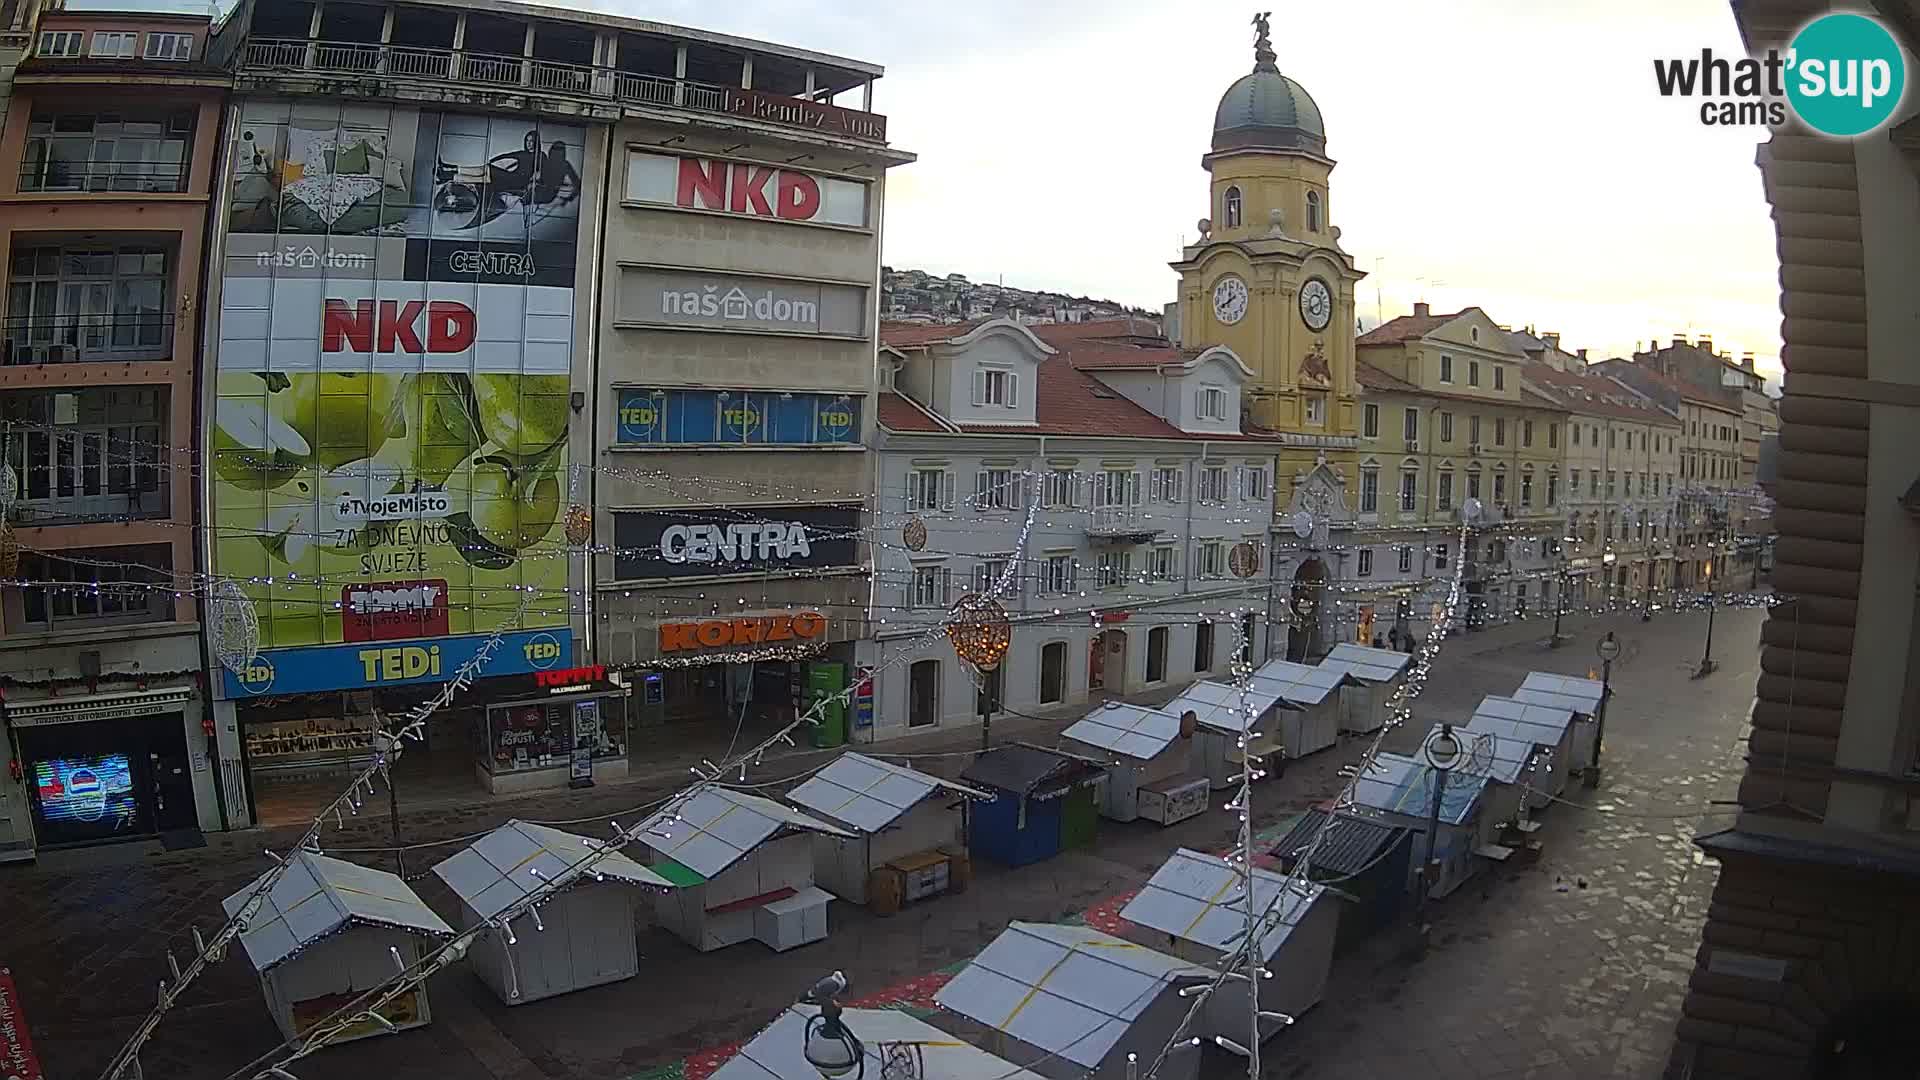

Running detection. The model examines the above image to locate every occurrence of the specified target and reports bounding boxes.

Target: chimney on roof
[1543,332,1560,349]
[1413,302,1430,318]
[1577,347,1588,362]
[1698,335,1713,354]
[1672,336,1687,349]
[1741,352,1755,372]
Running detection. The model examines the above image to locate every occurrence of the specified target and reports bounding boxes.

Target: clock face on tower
[1212,275,1249,325]
[1299,278,1333,332]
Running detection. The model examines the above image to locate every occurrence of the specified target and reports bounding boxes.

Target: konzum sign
[659,611,828,652]
[625,153,869,228]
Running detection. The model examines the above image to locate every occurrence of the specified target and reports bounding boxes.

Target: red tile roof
[876,391,950,433]
[1520,363,1678,424]
[1356,362,1567,413]
[956,356,1185,438]
[879,320,990,347]
[1356,362,1418,393]
[1355,310,1465,346]
[1053,339,1194,371]
[1590,358,1741,412]
[1027,317,1166,346]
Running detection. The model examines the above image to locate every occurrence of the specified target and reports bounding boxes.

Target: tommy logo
[341,579,450,642]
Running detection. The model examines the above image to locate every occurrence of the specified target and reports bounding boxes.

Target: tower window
[1306,191,1322,232]
[1224,186,1242,228]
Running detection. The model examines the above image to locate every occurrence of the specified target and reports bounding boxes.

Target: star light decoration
[901,516,928,552]
[0,521,16,579]
[1228,541,1261,579]
[564,503,593,547]
[208,578,261,674]
[945,592,1010,672]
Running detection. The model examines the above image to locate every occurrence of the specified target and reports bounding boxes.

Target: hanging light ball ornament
[0,520,16,578]
[1228,541,1260,579]
[946,593,1011,673]
[564,503,593,546]
[209,578,262,675]
[0,462,17,517]
[901,517,928,553]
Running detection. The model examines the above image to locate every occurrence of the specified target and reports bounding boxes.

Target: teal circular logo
[1787,13,1906,136]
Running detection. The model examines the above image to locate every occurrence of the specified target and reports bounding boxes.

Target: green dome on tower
[1212,13,1327,155]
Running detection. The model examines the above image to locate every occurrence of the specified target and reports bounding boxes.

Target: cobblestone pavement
[0,604,1761,1080]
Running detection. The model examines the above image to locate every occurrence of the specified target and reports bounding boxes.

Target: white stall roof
[1120,847,1326,962]
[1250,659,1353,707]
[788,753,989,834]
[1469,695,1576,746]
[1060,702,1184,761]
[433,819,673,921]
[1435,723,1536,786]
[1162,680,1293,734]
[936,922,1203,1069]
[1351,752,1487,826]
[712,1005,1049,1080]
[637,787,852,881]
[1514,671,1605,715]
[223,850,453,973]
[1321,643,1413,684]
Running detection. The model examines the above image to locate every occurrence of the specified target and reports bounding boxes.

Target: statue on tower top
[1252,11,1277,72]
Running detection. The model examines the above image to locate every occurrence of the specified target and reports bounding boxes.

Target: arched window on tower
[1224,186,1242,228]
[1306,191,1322,232]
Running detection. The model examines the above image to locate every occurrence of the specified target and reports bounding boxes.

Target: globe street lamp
[1415,723,1463,920]
[1694,553,1719,679]
[803,974,863,1080]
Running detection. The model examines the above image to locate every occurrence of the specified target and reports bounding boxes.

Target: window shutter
[971,369,987,406]
[1128,471,1142,506]
[974,471,989,512]
[1148,470,1163,504]
[905,473,918,511]
[1234,465,1246,500]
[942,471,956,511]
[941,567,952,604]
[1172,469,1185,505]
[1006,372,1020,408]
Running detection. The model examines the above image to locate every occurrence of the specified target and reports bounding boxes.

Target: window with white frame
[1437,469,1454,510]
[1304,393,1325,425]
[143,32,193,60]
[1096,468,1139,509]
[973,367,1018,408]
[1148,545,1178,581]
[1607,470,1617,497]
[1223,185,1243,228]
[37,31,84,57]
[1523,420,1534,447]
[1434,543,1449,569]
[1467,467,1482,500]
[1494,366,1506,390]
[1044,468,1079,508]
[1440,411,1454,442]
[1149,466,1183,504]
[1439,354,1454,383]
[1591,471,1600,497]
[1547,472,1559,506]
[1197,385,1227,421]
[1470,414,1482,444]
[1570,468,1581,494]
[910,563,951,608]
[1239,465,1268,501]
[973,468,1021,511]
[1398,546,1413,573]
[1040,553,1077,594]
[1493,471,1507,505]
[1399,470,1417,512]
[90,31,137,58]
[1521,470,1534,506]
[1469,360,1481,386]
[1494,417,1507,446]
[1572,425,1582,447]
[1363,403,1379,438]
[1199,465,1228,503]
[1306,190,1322,231]
[1097,549,1132,588]
[1359,468,1379,513]
[1403,408,1419,443]
[1357,548,1374,576]
[973,558,1010,595]
[1198,541,1225,578]
[906,467,950,512]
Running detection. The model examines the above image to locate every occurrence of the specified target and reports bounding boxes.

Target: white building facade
[863,320,1281,740]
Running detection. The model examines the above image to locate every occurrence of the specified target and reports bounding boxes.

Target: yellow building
[1168,16,1370,656]
[1354,306,1568,631]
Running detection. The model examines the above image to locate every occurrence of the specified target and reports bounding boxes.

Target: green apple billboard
[211,101,586,697]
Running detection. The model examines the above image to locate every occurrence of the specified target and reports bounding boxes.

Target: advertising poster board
[210,102,587,697]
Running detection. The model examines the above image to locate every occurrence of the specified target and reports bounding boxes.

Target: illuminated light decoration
[1228,541,1261,579]
[945,593,1011,672]
[0,461,16,516]
[207,578,262,675]
[564,503,593,546]
[0,520,17,579]
[901,516,928,552]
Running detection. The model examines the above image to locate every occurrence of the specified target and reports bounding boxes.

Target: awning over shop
[6,686,194,728]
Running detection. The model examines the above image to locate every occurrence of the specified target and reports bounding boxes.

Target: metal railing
[1087,506,1160,535]
[2,314,175,364]
[6,424,170,526]
[16,163,188,194]
[239,37,884,141]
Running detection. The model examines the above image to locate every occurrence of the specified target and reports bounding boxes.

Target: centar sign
[659,611,828,652]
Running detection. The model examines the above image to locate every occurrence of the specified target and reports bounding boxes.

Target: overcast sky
[96,0,1784,376]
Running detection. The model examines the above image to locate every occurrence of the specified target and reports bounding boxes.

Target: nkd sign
[618,267,867,338]
[612,504,859,580]
[625,153,869,229]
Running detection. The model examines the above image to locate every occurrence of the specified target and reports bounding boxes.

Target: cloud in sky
[95,0,1785,375]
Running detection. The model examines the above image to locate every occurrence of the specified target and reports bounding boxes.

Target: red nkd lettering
[729,164,777,216]
[777,170,820,220]
[676,157,728,211]
[322,299,475,354]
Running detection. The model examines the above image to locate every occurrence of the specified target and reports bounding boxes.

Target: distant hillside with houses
[883,267,1157,328]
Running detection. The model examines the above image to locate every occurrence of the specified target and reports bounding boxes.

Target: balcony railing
[2,314,175,365]
[17,163,189,195]
[1086,506,1164,543]
[239,38,889,143]
[7,422,169,527]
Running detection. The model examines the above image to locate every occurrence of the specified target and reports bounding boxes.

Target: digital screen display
[32,754,139,834]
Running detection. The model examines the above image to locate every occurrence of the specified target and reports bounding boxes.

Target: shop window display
[484,700,624,774]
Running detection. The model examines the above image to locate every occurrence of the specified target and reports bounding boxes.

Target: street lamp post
[1549,532,1575,648]
[1586,632,1621,788]
[1416,724,1463,922]
[803,973,863,1080]
[1695,554,1719,679]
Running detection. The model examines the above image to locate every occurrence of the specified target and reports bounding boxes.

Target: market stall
[1510,671,1607,776]
[1464,695,1577,808]
[935,921,1208,1080]
[1427,720,1536,835]
[711,1003,1049,1080]
[1060,703,1204,825]
[1350,751,1496,900]
[637,787,852,953]
[431,819,673,1004]
[1319,643,1413,734]
[786,753,989,909]
[1250,660,1356,758]
[960,745,1105,867]
[1271,810,1414,943]
[224,850,454,1043]
[1120,848,1340,1042]
[1161,680,1293,790]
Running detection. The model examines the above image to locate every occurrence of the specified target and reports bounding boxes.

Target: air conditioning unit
[1469,442,1484,455]
[1405,438,1419,452]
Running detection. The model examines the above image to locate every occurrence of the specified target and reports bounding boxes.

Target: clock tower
[1171,13,1364,440]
